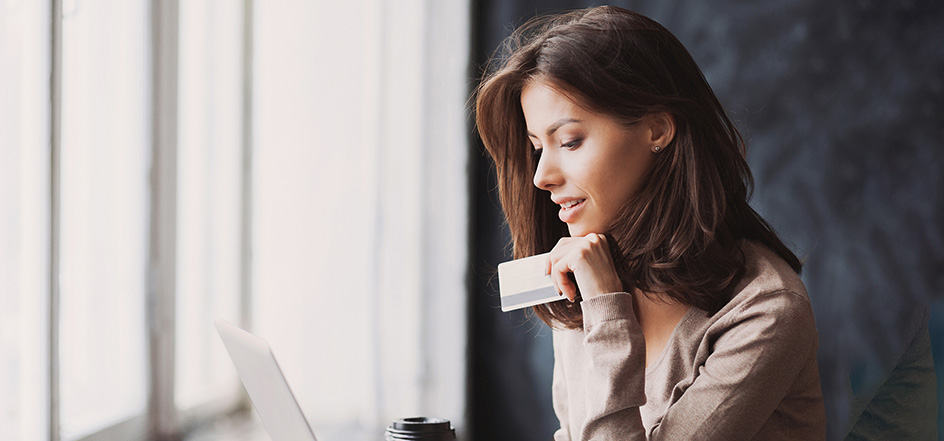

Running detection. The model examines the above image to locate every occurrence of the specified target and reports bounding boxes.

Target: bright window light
[175,0,244,411]
[58,1,150,439]
[0,2,51,440]
[253,0,469,433]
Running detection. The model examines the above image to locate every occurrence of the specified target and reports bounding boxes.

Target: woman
[475,6,826,440]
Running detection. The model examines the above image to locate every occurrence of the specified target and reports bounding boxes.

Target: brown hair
[475,6,801,329]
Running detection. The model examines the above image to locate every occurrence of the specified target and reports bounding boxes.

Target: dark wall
[468,1,944,440]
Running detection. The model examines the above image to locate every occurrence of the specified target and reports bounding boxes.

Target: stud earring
[653,146,662,153]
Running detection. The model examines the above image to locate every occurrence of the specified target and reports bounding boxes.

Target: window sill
[184,411,384,441]
[184,412,268,441]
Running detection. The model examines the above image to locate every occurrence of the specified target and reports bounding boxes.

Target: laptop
[214,318,318,441]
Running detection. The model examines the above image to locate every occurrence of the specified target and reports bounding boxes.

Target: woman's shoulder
[710,241,815,330]
[730,240,809,303]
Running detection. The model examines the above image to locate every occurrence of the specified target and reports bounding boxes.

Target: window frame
[35,0,470,438]
[42,0,256,440]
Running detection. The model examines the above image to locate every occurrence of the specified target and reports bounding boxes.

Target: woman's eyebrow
[527,118,582,138]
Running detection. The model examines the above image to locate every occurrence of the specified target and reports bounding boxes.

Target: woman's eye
[561,139,582,149]
[532,148,543,160]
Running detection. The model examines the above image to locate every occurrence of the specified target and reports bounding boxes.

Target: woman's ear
[647,112,676,153]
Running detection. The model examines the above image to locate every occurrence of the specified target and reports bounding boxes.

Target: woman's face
[521,80,662,237]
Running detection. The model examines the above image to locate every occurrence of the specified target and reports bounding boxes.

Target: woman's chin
[566,224,589,237]
[566,222,610,238]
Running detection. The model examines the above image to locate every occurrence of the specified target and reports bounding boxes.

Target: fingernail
[558,290,563,296]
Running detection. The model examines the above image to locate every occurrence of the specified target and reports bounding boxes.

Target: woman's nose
[533,150,561,190]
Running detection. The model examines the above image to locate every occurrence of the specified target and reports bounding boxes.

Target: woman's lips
[558,199,586,223]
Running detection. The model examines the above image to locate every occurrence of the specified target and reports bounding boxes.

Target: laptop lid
[214,318,318,441]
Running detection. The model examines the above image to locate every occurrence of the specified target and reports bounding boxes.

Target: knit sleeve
[578,292,649,441]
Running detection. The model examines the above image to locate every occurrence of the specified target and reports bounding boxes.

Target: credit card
[498,252,564,312]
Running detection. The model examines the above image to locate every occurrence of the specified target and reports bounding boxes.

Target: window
[2,1,251,439]
[2,0,469,439]
[58,1,150,438]
[252,0,469,432]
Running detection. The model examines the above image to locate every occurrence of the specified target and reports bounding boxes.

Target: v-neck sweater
[551,241,826,440]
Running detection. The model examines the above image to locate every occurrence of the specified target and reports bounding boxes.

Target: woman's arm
[545,235,649,440]
[577,293,649,440]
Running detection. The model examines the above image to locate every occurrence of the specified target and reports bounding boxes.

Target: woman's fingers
[547,237,573,300]
[587,232,605,246]
[551,258,577,301]
[546,233,621,301]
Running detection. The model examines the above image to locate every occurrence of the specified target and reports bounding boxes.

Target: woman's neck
[633,292,691,367]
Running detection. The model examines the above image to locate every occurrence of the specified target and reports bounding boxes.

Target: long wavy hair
[475,6,801,329]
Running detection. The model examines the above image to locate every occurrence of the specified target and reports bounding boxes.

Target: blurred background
[1,1,941,441]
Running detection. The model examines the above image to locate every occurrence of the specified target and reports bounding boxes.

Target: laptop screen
[215,318,318,441]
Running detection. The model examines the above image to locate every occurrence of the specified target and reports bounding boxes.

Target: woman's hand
[546,233,623,302]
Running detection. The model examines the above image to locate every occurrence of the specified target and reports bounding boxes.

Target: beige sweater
[552,241,826,440]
